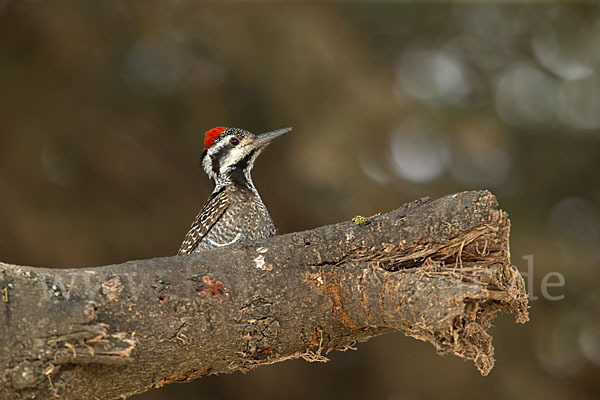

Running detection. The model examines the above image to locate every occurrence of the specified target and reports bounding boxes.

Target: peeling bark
[0,190,529,399]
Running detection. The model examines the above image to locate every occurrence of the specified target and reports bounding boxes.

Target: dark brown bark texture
[0,190,529,399]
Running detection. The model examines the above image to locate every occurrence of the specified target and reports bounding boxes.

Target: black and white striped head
[201,126,292,188]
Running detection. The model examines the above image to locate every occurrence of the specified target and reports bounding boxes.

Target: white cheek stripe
[219,146,246,176]
[201,140,259,188]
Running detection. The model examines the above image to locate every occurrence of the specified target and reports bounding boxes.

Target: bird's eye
[230,137,240,146]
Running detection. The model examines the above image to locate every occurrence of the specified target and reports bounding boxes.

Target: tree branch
[0,190,529,399]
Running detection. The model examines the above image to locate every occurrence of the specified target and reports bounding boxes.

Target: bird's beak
[252,127,292,148]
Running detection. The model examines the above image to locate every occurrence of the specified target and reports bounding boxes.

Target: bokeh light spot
[389,125,448,183]
[495,62,557,127]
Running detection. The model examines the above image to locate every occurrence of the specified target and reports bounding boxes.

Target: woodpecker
[178,126,292,254]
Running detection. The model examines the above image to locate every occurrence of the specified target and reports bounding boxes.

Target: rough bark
[0,190,529,399]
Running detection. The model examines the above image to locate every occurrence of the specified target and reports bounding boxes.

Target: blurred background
[1,1,599,399]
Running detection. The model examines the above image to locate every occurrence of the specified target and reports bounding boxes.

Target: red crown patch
[204,127,227,150]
